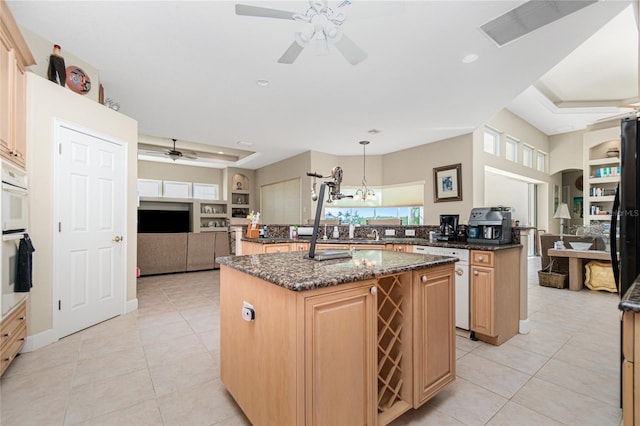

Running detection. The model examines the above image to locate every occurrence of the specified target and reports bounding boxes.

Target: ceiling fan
[138,139,242,163]
[235,0,368,65]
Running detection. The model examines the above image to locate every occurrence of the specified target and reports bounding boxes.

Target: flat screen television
[138,210,191,233]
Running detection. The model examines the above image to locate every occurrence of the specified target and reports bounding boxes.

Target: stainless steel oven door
[2,182,28,232]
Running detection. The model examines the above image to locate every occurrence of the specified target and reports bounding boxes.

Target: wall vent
[481,0,598,47]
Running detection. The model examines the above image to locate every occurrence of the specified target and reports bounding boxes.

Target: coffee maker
[437,214,459,242]
[467,207,512,245]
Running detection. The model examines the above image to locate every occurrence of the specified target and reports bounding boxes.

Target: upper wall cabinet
[0,0,35,170]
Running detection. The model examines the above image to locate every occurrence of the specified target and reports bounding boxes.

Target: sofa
[539,234,606,274]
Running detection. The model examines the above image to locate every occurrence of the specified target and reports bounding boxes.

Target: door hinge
[58,222,61,232]
[59,143,62,155]
[58,300,61,311]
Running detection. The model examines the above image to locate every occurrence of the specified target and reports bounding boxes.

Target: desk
[548,249,611,291]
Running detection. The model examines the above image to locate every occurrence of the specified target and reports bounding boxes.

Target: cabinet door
[470,266,494,336]
[0,30,12,152]
[391,244,410,252]
[304,284,377,425]
[413,266,455,406]
[11,64,26,167]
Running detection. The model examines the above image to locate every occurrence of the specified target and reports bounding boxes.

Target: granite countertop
[619,279,640,312]
[217,250,457,291]
[242,237,521,251]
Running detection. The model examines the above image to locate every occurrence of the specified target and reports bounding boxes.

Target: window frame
[505,136,519,162]
[522,144,534,168]
[483,127,501,156]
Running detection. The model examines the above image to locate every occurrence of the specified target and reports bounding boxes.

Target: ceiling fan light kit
[236,0,367,65]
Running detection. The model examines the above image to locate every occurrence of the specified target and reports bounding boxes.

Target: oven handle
[2,182,28,195]
[2,232,26,241]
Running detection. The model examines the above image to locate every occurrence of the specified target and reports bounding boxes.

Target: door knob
[474,270,479,276]
[112,236,123,242]
[455,268,463,276]
[421,275,428,283]
[370,286,377,295]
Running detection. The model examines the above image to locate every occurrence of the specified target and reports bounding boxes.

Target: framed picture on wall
[433,163,462,202]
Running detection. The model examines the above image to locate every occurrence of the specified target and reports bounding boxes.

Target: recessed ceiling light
[367,129,381,134]
[237,141,253,146]
[218,151,224,155]
[256,79,270,87]
[462,54,479,64]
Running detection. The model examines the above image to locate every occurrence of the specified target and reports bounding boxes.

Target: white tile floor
[0,258,622,425]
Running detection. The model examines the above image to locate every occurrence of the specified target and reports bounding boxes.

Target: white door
[57,125,125,338]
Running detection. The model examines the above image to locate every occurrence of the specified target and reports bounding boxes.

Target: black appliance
[612,117,640,409]
[612,117,640,296]
[437,214,459,241]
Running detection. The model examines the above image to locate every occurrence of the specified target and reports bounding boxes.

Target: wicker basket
[538,271,567,289]
[538,259,567,289]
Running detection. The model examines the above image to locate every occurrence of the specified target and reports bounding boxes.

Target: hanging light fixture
[353,140,376,201]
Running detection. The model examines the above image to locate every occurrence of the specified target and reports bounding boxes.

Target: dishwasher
[413,245,470,330]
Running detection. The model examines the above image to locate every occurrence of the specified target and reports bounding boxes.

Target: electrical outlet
[405,229,415,237]
[385,229,395,236]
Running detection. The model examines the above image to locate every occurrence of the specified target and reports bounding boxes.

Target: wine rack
[377,272,412,424]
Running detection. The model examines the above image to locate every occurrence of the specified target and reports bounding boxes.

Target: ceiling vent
[481,0,598,47]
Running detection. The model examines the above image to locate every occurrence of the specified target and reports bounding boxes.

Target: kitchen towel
[15,234,35,292]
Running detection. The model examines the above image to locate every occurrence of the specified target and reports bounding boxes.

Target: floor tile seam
[503,375,572,424]
[72,396,162,426]
[527,374,622,411]
[455,363,532,401]
[470,347,547,376]
[562,334,620,358]
[534,357,622,409]
[485,399,569,426]
[68,365,150,396]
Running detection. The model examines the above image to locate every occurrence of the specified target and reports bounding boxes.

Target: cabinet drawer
[0,301,27,351]
[471,251,494,267]
[0,322,26,376]
[264,244,290,254]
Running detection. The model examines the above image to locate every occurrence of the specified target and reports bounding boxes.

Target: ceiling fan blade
[182,153,198,160]
[278,41,305,64]
[235,4,296,20]
[138,143,168,153]
[333,33,367,65]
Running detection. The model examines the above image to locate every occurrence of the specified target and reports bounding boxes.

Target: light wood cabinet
[304,283,377,425]
[0,297,27,376]
[392,244,411,252]
[470,248,520,345]
[413,264,455,406]
[221,262,456,426]
[622,310,640,426]
[0,1,35,170]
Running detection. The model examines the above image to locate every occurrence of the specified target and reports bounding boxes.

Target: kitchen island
[218,250,457,425]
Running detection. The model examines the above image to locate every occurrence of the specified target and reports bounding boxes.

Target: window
[505,137,518,162]
[483,128,500,155]
[324,206,424,225]
[137,179,162,197]
[522,145,534,168]
[163,181,191,198]
[536,151,546,172]
[193,183,218,200]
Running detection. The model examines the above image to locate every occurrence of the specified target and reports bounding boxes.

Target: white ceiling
[7,1,638,170]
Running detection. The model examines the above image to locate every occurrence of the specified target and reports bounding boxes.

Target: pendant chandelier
[354,140,376,201]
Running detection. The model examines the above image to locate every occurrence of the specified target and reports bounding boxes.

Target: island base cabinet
[470,249,520,346]
[303,285,377,426]
[220,266,377,426]
[413,264,455,407]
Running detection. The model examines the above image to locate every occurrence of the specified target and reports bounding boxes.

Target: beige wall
[549,130,583,175]
[27,73,138,337]
[20,26,100,103]
[138,160,223,187]
[382,134,474,225]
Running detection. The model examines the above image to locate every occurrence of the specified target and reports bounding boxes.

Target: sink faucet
[372,229,379,241]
